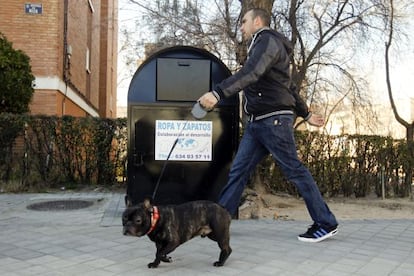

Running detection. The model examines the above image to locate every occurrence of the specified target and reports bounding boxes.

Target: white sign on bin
[155,120,212,161]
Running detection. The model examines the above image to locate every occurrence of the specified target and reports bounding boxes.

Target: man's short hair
[249,8,271,27]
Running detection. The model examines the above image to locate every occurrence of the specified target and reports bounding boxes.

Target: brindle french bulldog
[122,198,232,268]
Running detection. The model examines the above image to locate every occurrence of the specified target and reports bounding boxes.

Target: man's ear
[253,16,261,27]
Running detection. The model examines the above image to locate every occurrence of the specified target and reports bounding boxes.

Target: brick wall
[30,90,57,116]
[99,0,118,118]
[67,0,88,94]
[0,0,117,118]
[0,1,62,77]
[56,93,87,117]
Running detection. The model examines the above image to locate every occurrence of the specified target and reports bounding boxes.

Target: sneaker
[298,223,338,243]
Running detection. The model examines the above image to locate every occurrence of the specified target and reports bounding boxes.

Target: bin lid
[127,46,234,105]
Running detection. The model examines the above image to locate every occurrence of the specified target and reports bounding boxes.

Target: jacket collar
[247,27,272,53]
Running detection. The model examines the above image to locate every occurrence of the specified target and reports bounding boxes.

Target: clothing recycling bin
[126,46,239,206]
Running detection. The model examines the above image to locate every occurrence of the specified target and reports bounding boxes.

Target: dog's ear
[125,195,133,207]
[143,198,153,210]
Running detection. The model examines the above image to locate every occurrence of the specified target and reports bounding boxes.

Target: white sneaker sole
[297,228,338,243]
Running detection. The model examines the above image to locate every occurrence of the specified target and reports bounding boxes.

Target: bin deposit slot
[157,58,211,102]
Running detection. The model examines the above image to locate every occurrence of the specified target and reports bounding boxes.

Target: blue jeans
[218,114,337,227]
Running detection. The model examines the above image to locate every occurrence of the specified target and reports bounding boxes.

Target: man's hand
[307,113,325,127]
[198,92,218,111]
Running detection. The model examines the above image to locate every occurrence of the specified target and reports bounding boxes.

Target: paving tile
[101,262,137,274]
[0,259,33,273]
[17,264,53,275]
[356,257,400,276]
[82,258,117,269]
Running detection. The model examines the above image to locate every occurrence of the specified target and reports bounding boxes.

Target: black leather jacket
[214,28,309,119]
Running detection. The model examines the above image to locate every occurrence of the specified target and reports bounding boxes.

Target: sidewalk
[0,192,413,275]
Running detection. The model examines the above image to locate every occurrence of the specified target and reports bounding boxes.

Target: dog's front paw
[161,255,172,263]
[148,261,159,268]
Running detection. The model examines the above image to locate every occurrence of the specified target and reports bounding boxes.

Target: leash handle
[152,121,188,201]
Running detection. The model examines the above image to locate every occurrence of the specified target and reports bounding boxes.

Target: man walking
[198,8,338,242]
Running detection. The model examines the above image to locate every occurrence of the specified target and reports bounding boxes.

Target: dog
[122,198,232,268]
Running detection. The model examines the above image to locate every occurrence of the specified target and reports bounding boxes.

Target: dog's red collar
[146,206,159,235]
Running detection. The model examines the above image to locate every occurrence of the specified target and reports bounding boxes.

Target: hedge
[258,132,412,198]
[0,114,127,191]
[0,113,412,197]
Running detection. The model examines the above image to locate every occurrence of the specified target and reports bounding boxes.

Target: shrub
[0,33,35,114]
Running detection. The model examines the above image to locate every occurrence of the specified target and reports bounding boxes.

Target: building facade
[0,0,118,118]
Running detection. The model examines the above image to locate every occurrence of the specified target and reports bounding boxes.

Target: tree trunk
[384,0,413,199]
[406,124,414,199]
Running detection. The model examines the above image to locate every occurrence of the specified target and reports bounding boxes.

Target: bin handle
[177,61,190,66]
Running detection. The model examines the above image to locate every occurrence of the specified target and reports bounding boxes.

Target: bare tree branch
[384,0,409,128]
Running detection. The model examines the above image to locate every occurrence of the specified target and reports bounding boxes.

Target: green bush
[261,131,413,198]
[0,114,127,191]
[0,113,26,183]
[0,33,35,114]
